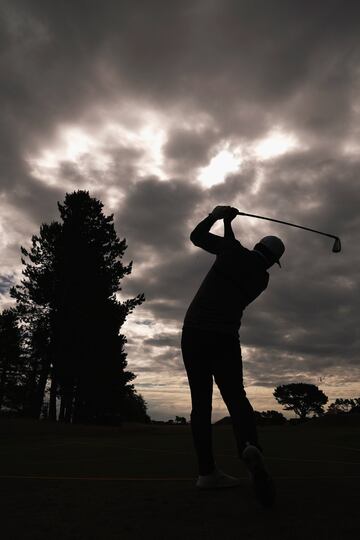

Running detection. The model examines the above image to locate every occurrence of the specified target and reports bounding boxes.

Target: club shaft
[237,212,339,241]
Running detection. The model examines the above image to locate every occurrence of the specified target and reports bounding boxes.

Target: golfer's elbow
[190,229,203,247]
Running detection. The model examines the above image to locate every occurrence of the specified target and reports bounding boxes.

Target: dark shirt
[183,215,269,335]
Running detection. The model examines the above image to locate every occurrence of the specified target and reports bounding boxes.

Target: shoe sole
[243,447,276,507]
[251,467,276,507]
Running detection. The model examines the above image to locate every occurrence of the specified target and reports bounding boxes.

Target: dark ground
[0,417,359,539]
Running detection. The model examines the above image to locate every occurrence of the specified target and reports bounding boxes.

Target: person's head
[253,236,285,268]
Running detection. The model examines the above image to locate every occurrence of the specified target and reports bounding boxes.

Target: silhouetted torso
[183,217,269,335]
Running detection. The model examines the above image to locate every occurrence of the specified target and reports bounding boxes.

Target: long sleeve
[224,219,236,241]
[190,214,226,254]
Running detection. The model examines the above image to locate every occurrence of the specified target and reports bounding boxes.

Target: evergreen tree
[0,309,23,412]
[11,190,145,424]
[122,385,151,423]
[11,221,62,419]
[22,314,52,419]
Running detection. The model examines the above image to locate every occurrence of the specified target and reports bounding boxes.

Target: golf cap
[256,236,285,267]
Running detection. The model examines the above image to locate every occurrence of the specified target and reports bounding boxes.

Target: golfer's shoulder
[221,240,253,261]
[236,240,253,258]
[224,238,247,252]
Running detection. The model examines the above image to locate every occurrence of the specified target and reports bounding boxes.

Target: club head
[332,237,341,253]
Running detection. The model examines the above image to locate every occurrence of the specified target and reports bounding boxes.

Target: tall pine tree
[11,221,62,419]
[11,191,145,424]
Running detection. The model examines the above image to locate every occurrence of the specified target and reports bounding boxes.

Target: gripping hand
[210,205,239,221]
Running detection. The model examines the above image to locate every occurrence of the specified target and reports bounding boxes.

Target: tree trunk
[64,390,74,423]
[49,373,57,421]
[59,395,65,422]
[32,358,50,419]
[22,362,38,418]
[0,369,8,410]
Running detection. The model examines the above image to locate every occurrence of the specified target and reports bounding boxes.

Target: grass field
[1,417,359,540]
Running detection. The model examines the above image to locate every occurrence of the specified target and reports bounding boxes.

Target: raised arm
[224,217,236,241]
[190,206,238,254]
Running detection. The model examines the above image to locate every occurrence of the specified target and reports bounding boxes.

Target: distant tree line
[215,410,287,426]
[273,383,360,419]
[152,416,188,425]
[0,191,150,425]
[327,398,360,415]
[215,383,360,426]
[152,385,360,427]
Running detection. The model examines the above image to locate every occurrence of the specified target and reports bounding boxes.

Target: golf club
[236,211,342,253]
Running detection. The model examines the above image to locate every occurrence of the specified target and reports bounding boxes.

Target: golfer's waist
[182,316,241,335]
[184,305,242,326]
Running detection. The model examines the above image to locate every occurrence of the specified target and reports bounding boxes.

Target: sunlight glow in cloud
[133,124,166,179]
[28,126,110,186]
[197,148,242,187]
[196,130,299,188]
[254,129,299,160]
[28,116,167,188]
[342,138,360,156]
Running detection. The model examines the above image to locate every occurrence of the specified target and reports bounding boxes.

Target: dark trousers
[181,326,260,475]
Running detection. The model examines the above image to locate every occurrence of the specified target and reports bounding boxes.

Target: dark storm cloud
[257,151,360,234]
[92,0,360,141]
[0,275,14,296]
[144,333,180,348]
[243,346,359,389]
[126,335,183,374]
[0,0,107,224]
[2,0,360,208]
[115,176,203,254]
[122,251,214,325]
[163,127,219,176]
[3,0,360,181]
[6,176,66,225]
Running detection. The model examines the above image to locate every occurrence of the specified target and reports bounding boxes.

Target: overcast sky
[1,0,359,420]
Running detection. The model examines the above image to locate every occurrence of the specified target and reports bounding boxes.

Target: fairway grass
[1,418,359,539]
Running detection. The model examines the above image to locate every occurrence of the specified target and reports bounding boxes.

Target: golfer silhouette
[181,205,285,507]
